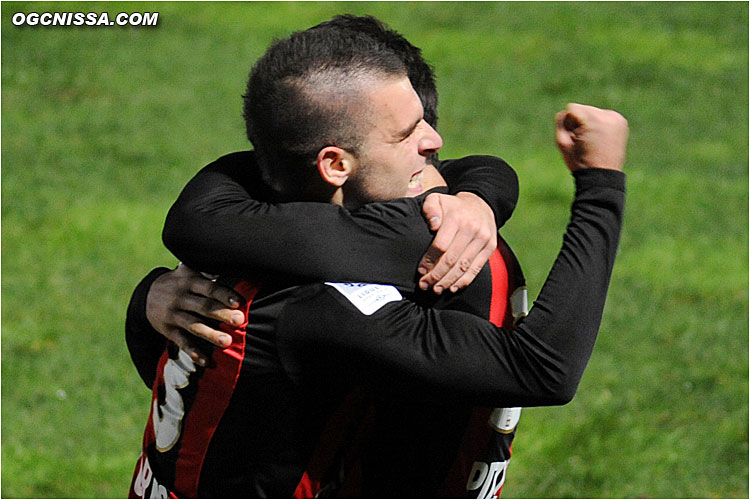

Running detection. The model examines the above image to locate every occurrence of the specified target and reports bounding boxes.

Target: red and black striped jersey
[126,161,625,497]
[130,237,526,498]
[128,151,526,498]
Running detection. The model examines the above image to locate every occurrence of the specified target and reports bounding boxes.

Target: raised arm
[280,103,628,405]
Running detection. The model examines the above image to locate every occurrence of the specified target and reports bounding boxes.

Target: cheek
[384,155,412,183]
[361,145,418,196]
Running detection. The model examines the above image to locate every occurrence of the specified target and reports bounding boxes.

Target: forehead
[360,76,423,138]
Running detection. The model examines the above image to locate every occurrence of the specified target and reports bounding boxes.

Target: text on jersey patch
[325,282,403,315]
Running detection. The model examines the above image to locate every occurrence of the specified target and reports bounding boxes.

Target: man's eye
[402,129,417,142]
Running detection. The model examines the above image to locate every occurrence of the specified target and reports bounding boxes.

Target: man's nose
[418,122,443,157]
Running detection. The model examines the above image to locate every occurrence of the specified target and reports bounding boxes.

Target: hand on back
[146,263,244,366]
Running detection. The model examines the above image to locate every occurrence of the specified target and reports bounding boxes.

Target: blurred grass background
[1,2,747,497]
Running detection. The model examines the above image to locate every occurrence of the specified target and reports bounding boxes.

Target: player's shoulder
[191,150,263,189]
[207,150,257,169]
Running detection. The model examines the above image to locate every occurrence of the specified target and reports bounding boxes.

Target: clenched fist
[555,103,629,172]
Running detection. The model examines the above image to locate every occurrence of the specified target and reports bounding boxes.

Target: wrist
[573,168,626,192]
[456,191,488,206]
[128,267,172,334]
[456,191,493,215]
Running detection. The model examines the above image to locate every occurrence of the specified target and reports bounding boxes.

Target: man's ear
[317,146,357,187]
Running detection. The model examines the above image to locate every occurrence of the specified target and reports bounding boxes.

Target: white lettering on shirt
[325,282,402,315]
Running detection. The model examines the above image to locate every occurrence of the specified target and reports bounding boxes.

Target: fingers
[170,309,234,348]
[161,327,213,367]
[555,108,580,143]
[426,235,494,294]
[163,324,231,368]
[418,194,451,275]
[188,274,243,309]
[163,309,234,366]
[418,193,497,294]
[448,243,495,291]
[556,111,578,170]
[419,223,471,292]
[418,199,460,279]
[177,292,244,327]
[146,264,245,366]
[555,103,629,172]
[421,193,444,231]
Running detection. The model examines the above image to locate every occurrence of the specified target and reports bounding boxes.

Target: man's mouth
[407,171,424,192]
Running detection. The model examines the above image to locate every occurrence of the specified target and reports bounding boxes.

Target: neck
[330,189,345,207]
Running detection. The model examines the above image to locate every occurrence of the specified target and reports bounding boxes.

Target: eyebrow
[394,116,422,141]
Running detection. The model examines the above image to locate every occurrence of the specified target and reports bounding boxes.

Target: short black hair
[243,24,406,197]
[313,15,439,128]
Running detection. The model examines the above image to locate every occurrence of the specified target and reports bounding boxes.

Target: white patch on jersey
[510,286,529,323]
[488,407,522,434]
[325,282,402,315]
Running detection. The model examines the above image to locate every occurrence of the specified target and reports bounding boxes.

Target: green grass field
[2,2,747,497]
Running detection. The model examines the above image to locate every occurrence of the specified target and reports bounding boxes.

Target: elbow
[161,214,185,261]
[162,204,202,266]
[544,378,580,406]
[161,207,182,256]
[545,366,586,405]
[521,369,584,407]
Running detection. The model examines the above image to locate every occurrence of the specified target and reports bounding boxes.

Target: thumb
[555,111,575,151]
[422,193,443,231]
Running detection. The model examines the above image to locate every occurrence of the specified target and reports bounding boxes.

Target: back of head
[243,25,406,198]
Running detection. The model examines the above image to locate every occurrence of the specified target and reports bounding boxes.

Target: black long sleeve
[128,153,517,388]
[127,193,441,389]
[439,155,518,227]
[278,168,626,407]
[125,267,170,387]
[162,152,517,286]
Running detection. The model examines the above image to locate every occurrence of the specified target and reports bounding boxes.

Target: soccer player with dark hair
[126,16,628,498]
[129,16,524,497]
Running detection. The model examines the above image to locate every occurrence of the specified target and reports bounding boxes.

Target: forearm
[480,168,625,404]
[438,155,518,227]
[463,168,625,404]
[163,152,517,288]
[515,168,625,399]
[163,155,436,291]
[125,267,171,388]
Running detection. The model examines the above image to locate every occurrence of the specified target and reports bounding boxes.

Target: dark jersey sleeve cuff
[572,167,626,192]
